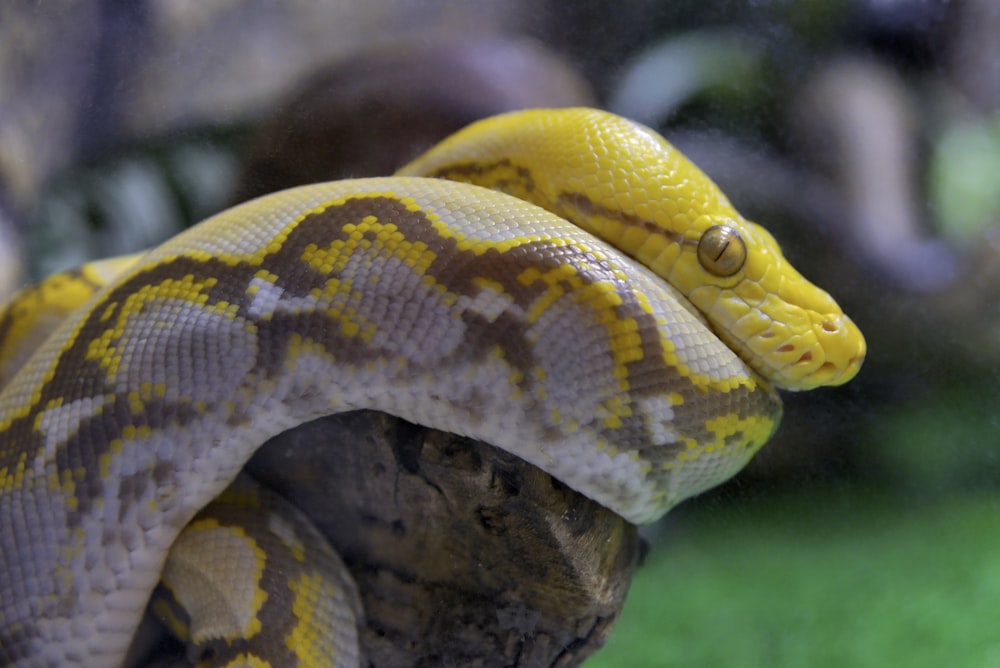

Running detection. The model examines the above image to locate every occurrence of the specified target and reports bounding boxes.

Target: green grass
[587,489,1000,667]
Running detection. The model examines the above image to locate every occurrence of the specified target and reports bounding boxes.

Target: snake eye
[697,225,746,276]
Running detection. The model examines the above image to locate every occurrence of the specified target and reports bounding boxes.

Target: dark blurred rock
[791,56,958,291]
[230,37,593,202]
[946,0,1000,112]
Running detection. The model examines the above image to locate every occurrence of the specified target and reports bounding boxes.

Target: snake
[0,107,865,667]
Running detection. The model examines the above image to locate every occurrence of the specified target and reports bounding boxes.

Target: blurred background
[2,1,998,665]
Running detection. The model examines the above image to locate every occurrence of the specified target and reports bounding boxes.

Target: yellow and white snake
[0,108,865,667]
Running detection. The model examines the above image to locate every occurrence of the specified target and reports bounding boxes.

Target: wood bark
[246,411,639,667]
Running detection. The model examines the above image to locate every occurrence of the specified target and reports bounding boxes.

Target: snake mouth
[766,313,867,390]
[793,345,865,388]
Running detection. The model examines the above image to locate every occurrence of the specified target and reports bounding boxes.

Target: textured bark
[246,411,639,667]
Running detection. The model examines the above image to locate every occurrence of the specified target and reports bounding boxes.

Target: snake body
[0,108,864,667]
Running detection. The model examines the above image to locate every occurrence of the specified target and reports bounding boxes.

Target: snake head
[673,216,866,391]
[397,106,866,391]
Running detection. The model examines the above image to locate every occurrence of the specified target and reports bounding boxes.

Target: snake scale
[0,108,865,667]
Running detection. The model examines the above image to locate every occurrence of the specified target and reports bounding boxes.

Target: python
[0,108,863,666]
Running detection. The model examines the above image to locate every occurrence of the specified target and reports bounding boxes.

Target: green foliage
[589,490,1000,667]
[865,379,1000,495]
[930,115,1000,242]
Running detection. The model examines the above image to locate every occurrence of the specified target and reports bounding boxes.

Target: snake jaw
[707,284,866,391]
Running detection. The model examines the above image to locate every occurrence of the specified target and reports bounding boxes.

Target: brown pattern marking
[0,296,20,375]
[242,195,620,395]
[415,159,772,449]
[585,290,774,469]
[421,158,537,198]
[0,194,682,526]
[420,158,689,251]
[0,254,266,503]
[0,266,107,390]
[554,191,688,248]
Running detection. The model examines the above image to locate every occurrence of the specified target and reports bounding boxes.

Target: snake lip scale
[0,107,864,667]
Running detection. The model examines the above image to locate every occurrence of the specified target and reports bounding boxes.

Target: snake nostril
[821,319,839,333]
